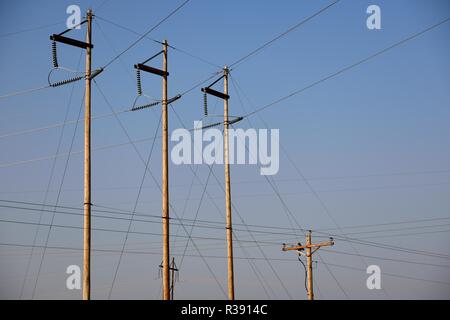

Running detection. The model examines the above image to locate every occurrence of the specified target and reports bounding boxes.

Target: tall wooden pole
[161,40,170,301]
[223,66,235,300]
[83,9,93,301]
[306,231,314,300]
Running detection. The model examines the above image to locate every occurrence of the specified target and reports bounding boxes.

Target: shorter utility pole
[282,231,334,300]
[158,258,178,300]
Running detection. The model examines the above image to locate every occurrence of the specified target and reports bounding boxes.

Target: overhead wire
[229,0,341,68]
[101,0,192,69]
[241,16,450,119]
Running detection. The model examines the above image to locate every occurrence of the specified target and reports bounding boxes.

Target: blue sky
[0,0,449,299]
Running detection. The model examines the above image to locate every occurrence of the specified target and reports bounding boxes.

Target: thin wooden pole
[170,257,175,300]
[223,66,235,300]
[161,40,170,301]
[306,231,314,300]
[83,9,93,301]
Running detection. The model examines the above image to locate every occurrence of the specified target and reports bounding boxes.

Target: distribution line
[0,109,129,141]
[4,201,450,242]
[4,198,447,260]
[1,170,449,193]
[2,242,450,287]
[327,235,450,260]
[6,197,448,242]
[0,21,65,38]
[0,84,51,100]
[2,216,450,270]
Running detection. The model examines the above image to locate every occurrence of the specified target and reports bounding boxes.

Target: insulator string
[136,69,142,96]
[131,101,160,112]
[51,41,58,68]
[203,92,208,116]
[49,74,85,88]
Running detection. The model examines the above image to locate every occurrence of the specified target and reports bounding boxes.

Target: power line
[0,84,51,100]
[330,235,450,260]
[0,109,129,141]
[1,241,450,287]
[4,200,450,243]
[0,21,64,38]
[323,249,450,269]
[315,260,450,287]
[5,197,448,238]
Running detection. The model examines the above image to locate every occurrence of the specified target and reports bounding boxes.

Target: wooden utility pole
[282,231,334,300]
[83,9,93,301]
[50,8,95,301]
[223,66,235,300]
[161,40,170,301]
[200,67,234,299]
[133,41,171,300]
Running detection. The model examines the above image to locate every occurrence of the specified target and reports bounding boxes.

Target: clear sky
[0,0,449,299]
